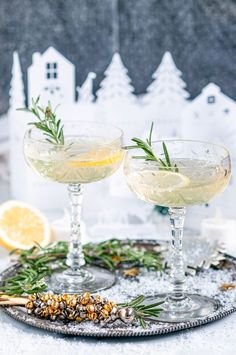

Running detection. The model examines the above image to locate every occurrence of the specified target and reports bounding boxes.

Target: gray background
[0,0,235,115]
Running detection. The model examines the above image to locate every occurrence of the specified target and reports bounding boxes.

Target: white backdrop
[1,47,236,232]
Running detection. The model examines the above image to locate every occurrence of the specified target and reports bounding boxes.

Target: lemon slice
[0,200,51,250]
[68,149,124,168]
[139,170,190,191]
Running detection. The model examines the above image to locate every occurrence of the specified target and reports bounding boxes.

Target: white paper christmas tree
[144,51,190,106]
[97,52,136,103]
[142,51,189,138]
[77,72,96,103]
[9,52,25,110]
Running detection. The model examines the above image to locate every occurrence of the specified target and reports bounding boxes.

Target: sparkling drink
[125,158,230,207]
[24,138,124,184]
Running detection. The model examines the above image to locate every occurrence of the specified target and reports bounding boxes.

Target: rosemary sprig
[0,240,163,295]
[17,96,65,145]
[0,242,67,295]
[118,295,164,327]
[84,239,163,271]
[126,122,178,172]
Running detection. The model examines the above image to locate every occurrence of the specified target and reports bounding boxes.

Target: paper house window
[207,95,215,104]
[46,63,58,79]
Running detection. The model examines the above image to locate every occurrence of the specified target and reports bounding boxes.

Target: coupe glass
[124,140,231,322]
[24,121,124,293]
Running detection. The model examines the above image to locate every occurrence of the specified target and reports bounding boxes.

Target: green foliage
[126,122,178,172]
[17,96,65,145]
[0,239,164,296]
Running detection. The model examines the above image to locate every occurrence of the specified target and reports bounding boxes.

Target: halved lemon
[67,149,124,168]
[0,200,51,250]
[138,170,190,191]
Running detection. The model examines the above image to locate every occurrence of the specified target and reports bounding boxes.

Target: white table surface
[0,239,236,355]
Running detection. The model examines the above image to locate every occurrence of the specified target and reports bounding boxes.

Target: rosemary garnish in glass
[126,122,178,172]
[17,96,65,145]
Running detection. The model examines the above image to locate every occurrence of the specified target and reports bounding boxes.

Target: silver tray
[1,239,236,338]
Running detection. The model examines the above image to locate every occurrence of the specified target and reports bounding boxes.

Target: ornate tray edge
[2,304,236,337]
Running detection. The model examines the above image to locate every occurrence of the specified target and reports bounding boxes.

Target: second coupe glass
[124,140,231,322]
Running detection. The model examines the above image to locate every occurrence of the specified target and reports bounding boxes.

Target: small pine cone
[80,292,91,305]
[76,304,84,312]
[51,301,60,309]
[62,294,69,301]
[69,298,77,308]
[59,301,66,310]
[95,295,103,303]
[87,312,97,321]
[33,300,41,308]
[90,295,96,304]
[103,302,114,313]
[86,304,95,313]
[49,308,56,315]
[79,311,87,319]
[50,314,57,321]
[55,309,61,316]
[40,302,47,309]
[100,309,109,318]
[28,295,36,302]
[41,309,49,318]
[26,301,34,309]
[58,314,66,320]
[34,307,42,316]
[68,313,76,320]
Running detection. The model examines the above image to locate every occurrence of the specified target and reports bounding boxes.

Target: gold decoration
[123,267,140,278]
[219,283,236,291]
[111,255,122,263]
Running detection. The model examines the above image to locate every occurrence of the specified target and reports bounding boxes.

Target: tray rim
[2,303,236,338]
[1,239,236,338]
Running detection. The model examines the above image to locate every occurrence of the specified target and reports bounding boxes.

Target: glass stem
[168,207,186,300]
[66,183,85,273]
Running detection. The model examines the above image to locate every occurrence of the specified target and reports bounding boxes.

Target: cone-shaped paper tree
[9,51,25,110]
[97,53,136,103]
[144,51,189,106]
[77,72,96,103]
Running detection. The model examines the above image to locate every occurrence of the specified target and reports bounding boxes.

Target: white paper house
[28,47,75,107]
[181,83,236,151]
[8,49,77,210]
[7,47,100,211]
[181,83,236,219]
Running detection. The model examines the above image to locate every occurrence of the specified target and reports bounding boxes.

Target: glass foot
[48,266,116,294]
[145,293,219,323]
